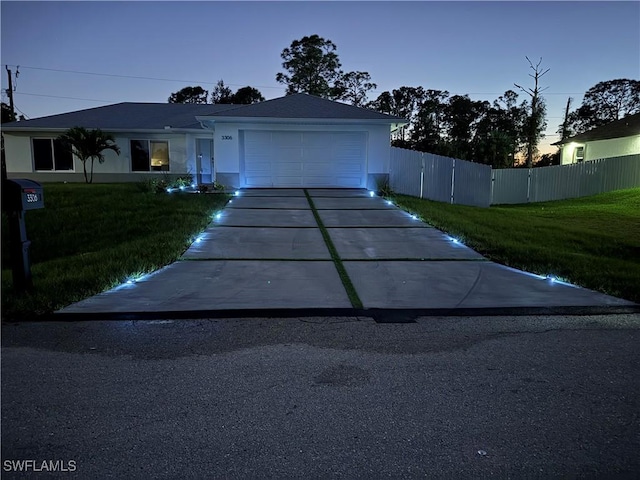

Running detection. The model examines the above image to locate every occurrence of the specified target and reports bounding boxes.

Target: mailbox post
[2,179,44,291]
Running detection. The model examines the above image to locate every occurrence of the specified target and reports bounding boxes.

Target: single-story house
[2,93,407,189]
[553,113,640,165]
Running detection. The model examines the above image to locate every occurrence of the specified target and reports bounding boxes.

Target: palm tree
[57,127,120,183]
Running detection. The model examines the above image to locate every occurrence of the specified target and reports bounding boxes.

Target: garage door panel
[243,130,366,188]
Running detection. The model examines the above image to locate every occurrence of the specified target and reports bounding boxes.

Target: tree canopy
[564,79,640,135]
[276,34,343,98]
[168,86,209,104]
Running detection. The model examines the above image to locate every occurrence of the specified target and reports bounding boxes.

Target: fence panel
[452,159,492,207]
[391,148,640,207]
[389,147,422,198]
[422,153,454,203]
[491,168,530,204]
[529,154,640,203]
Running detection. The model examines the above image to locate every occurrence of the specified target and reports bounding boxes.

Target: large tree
[565,79,640,134]
[411,89,449,154]
[231,86,265,105]
[337,71,377,107]
[57,127,120,184]
[276,35,343,98]
[168,86,209,104]
[442,95,489,160]
[211,80,234,104]
[514,57,549,168]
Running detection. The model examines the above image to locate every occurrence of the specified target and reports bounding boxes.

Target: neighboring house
[553,113,640,165]
[2,94,406,189]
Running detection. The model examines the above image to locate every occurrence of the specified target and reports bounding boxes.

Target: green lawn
[2,183,230,319]
[391,188,640,304]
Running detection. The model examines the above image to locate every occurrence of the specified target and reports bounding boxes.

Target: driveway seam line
[304,189,364,309]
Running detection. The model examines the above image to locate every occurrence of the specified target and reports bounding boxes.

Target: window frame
[31,137,75,172]
[574,146,585,163]
[129,139,171,172]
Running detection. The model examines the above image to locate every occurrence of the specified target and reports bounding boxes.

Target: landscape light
[195,237,202,244]
[166,188,173,193]
[126,279,133,284]
[411,214,417,220]
[386,200,393,205]
[450,237,460,244]
[234,191,240,196]
[191,183,196,188]
[547,275,557,283]
[179,186,186,191]
[215,213,222,220]
[369,191,375,197]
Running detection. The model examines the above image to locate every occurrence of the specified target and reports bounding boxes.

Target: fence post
[490,170,495,205]
[526,168,532,203]
[420,153,424,199]
[450,158,456,204]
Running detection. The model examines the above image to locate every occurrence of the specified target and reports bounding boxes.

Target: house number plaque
[221,135,233,140]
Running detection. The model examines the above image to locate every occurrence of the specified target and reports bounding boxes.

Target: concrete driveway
[58,189,636,315]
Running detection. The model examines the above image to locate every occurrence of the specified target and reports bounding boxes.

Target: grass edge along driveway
[1,183,230,319]
[391,188,640,304]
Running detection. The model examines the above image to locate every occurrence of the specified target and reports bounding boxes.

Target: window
[575,146,584,163]
[32,138,74,171]
[130,140,170,171]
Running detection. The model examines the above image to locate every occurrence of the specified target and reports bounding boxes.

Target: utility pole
[561,97,572,141]
[6,66,15,119]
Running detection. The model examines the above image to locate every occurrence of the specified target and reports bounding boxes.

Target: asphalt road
[2,314,639,479]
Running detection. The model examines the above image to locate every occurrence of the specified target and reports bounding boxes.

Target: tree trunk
[82,159,89,183]
[90,157,94,184]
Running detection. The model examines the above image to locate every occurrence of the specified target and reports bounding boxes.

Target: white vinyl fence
[390,148,640,207]
[389,147,492,207]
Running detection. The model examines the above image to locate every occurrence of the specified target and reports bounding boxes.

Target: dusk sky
[2,1,639,152]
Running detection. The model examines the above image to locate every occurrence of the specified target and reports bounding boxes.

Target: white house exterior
[2,94,406,189]
[553,113,640,165]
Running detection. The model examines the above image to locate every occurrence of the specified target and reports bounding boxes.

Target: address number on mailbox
[221,135,233,140]
[25,193,40,203]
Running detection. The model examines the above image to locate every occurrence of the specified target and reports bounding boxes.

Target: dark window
[33,139,53,170]
[53,139,73,170]
[32,138,73,171]
[575,146,584,163]
[131,140,150,171]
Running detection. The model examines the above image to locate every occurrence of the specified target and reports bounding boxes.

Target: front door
[196,139,214,184]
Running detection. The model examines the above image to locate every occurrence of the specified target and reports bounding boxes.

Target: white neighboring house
[553,113,640,165]
[2,93,406,189]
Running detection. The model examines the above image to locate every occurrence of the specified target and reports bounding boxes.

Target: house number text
[221,135,233,140]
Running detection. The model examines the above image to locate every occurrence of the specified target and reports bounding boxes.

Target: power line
[2,64,588,97]
[3,64,287,91]
[15,91,116,103]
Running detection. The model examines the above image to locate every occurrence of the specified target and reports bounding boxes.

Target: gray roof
[553,113,640,145]
[2,103,236,131]
[2,94,406,132]
[203,93,407,121]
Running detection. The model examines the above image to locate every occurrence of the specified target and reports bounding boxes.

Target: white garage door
[243,131,367,188]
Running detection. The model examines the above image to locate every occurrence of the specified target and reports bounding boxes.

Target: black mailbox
[4,178,44,211]
[2,178,44,292]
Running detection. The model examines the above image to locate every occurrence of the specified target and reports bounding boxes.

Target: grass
[1,183,230,319]
[304,189,363,309]
[390,188,640,304]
